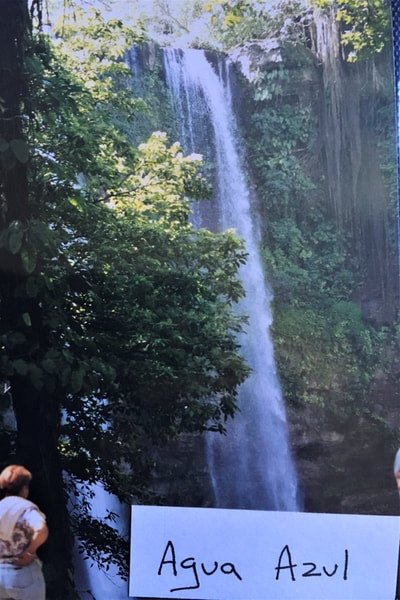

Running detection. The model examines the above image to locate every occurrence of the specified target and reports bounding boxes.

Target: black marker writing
[201,561,218,576]
[302,562,322,577]
[344,549,349,581]
[157,540,243,593]
[158,542,199,592]
[275,545,349,582]
[221,562,242,580]
[158,541,178,577]
[275,545,297,581]
[322,564,338,577]
[175,557,200,592]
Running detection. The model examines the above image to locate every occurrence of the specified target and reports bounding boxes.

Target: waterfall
[75,45,300,599]
[163,48,300,511]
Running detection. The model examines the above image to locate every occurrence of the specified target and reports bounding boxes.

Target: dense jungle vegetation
[130,0,399,513]
[0,0,398,597]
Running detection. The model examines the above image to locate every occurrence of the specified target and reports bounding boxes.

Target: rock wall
[227,29,399,514]
[229,36,399,324]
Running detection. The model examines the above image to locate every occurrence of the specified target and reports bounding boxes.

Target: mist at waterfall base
[75,46,300,599]
[72,483,129,599]
[163,48,299,512]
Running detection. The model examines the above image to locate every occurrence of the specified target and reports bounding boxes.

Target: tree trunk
[0,1,76,597]
[11,381,76,599]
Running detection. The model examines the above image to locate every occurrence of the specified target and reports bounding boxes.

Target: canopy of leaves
[0,5,248,579]
[313,0,390,61]
[202,0,312,49]
[203,0,390,61]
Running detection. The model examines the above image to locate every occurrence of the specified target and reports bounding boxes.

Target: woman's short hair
[0,465,32,496]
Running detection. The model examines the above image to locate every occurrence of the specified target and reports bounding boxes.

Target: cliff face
[229,30,398,325]
[129,34,399,515]
[227,26,399,514]
[312,8,398,324]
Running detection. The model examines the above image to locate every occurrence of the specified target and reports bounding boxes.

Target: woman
[0,465,48,600]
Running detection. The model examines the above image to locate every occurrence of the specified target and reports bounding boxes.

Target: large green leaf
[22,312,32,327]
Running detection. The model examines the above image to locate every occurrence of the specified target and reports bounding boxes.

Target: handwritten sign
[129,505,400,599]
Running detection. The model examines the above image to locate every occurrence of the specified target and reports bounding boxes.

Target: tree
[0,0,76,596]
[0,1,249,593]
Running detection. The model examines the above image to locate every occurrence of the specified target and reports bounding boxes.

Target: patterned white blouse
[0,501,45,562]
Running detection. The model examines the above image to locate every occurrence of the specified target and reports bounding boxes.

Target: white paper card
[129,505,399,599]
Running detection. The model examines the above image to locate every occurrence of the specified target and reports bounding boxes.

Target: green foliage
[49,126,247,564]
[0,7,249,583]
[247,60,357,306]
[204,0,270,46]
[204,0,309,49]
[204,0,390,60]
[273,301,392,411]
[124,56,176,147]
[237,26,396,433]
[263,217,356,306]
[250,101,314,216]
[313,0,390,61]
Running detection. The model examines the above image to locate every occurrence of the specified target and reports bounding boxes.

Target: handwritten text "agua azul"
[157,541,350,593]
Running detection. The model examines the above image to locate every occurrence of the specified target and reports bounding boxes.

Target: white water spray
[164,48,299,511]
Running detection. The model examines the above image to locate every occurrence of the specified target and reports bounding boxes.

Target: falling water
[75,46,299,599]
[164,48,299,511]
